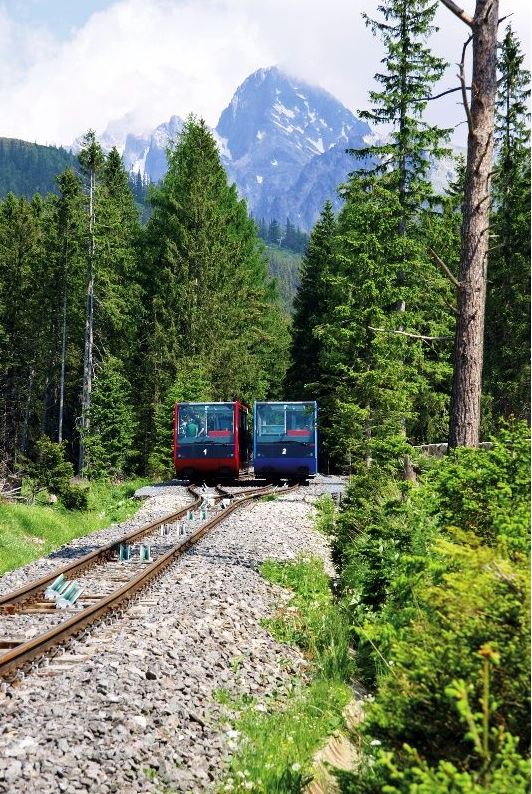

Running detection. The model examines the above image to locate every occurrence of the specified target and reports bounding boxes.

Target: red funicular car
[174,401,250,479]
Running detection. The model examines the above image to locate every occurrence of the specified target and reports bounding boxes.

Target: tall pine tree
[357,0,450,225]
[293,0,456,470]
[484,26,531,420]
[285,202,336,401]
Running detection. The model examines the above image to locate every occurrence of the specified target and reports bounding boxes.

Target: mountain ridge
[85,65,374,229]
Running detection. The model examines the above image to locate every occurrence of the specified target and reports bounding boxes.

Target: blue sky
[0,0,530,146]
[2,0,113,39]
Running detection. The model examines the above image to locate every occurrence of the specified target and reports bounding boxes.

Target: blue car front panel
[253,401,318,477]
[254,455,317,476]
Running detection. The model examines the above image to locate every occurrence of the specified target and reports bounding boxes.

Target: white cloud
[0,6,58,88]
[0,0,530,147]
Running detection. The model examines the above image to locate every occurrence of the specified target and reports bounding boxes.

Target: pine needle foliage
[484,26,531,421]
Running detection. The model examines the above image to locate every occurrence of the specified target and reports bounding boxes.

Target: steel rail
[214,482,281,499]
[0,484,298,680]
[0,486,204,609]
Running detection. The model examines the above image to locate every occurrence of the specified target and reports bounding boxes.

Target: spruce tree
[484,26,531,420]
[285,201,337,401]
[140,116,288,465]
[357,0,450,226]
[85,355,137,478]
[307,0,456,469]
[317,181,445,469]
[97,146,141,362]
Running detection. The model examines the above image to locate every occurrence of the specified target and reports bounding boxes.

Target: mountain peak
[217,65,357,162]
[215,65,370,224]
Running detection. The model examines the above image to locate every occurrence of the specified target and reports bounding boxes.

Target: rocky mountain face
[93,67,372,230]
[74,115,184,185]
[121,115,183,183]
[215,67,372,227]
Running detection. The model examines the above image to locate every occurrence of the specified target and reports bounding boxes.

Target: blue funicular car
[253,401,318,479]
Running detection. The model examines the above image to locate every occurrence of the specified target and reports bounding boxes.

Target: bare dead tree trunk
[21,367,35,454]
[58,228,70,445]
[79,168,96,475]
[58,282,67,444]
[441,0,499,448]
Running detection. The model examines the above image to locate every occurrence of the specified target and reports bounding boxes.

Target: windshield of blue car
[255,403,314,443]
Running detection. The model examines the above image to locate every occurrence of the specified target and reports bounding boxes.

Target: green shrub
[336,733,530,793]
[429,421,530,554]
[333,422,530,786]
[362,540,530,761]
[336,650,530,793]
[61,485,89,511]
[21,436,73,501]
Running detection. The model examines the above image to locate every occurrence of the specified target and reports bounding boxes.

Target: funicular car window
[256,403,314,442]
[178,404,234,443]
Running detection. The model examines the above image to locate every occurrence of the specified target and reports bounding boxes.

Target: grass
[261,556,352,680]
[221,679,351,793]
[0,478,149,575]
[314,494,337,536]
[219,553,353,792]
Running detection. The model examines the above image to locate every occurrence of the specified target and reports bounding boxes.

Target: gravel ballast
[0,478,341,793]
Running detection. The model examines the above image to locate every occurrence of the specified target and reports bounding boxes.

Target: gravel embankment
[0,478,341,793]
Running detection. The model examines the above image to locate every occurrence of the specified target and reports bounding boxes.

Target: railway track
[0,481,297,683]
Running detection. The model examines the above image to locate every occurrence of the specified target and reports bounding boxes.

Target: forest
[0,121,290,483]
[0,0,529,789]
[0,137,76,199]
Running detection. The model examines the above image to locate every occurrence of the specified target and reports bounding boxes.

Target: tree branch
[459,36,474,134]
[444,299,460,316]
[439,0,474,27]
[414,85,471,102]
[429,248,461,289]
[369,326,452,342]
